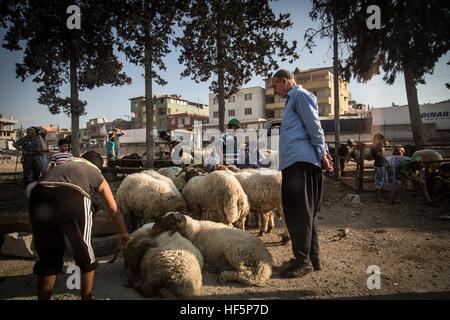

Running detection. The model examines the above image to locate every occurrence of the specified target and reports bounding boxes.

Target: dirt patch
[1,176,449,300]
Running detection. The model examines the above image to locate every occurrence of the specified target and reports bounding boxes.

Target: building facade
[265,67,351,119]
[129,95,209,132]
[0,114,17,149]
[167,112,209,131]
[208,86,266,127]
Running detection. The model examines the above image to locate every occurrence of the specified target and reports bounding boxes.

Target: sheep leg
[258,212,270,237]
[276,207,291,245]
[267,211,275,234]
[233,215,247,231]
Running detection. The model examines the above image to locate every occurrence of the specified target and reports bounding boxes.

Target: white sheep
[123,223,203,299]
[218,166,290,244]
[157,167,187,191]
[115,171,188,229]
[181,170,250,229]
[151,212,272,286]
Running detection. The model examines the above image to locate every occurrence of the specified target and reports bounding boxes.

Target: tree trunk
[69,44,80,157]
[333,13,340,178]
[215,1,225,133]
[404,66,425,146]
[144,1,154,168]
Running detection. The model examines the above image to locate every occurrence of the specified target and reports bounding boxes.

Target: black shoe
[311,259,322,271]
[280,261,313,278]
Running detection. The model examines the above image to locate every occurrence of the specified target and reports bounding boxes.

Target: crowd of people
[369,134,449,206]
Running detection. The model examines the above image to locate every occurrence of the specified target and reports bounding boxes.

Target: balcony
[265,87,274,95]
[317,96,332,105]
[299,79,332,90]
[265,102,285,110]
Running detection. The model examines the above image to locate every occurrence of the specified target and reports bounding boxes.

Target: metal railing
[326,142,450,192]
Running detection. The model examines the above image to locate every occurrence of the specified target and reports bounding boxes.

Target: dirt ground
[0,162,449,300]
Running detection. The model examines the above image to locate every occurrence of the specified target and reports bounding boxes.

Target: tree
[309,0,450,146]
[176,0,298,132]
[304,1,345,177]
[113,0,186,167]
[0,0,131,156]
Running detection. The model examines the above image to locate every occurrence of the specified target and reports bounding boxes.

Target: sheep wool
[181,170,250,228]
[138,231,203,299]
[116,172,187,224]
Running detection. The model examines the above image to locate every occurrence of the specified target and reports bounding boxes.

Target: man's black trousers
[282,161,323,265]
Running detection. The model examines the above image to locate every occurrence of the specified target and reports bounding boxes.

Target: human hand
[322,153,334,172]
[118,232,131,246]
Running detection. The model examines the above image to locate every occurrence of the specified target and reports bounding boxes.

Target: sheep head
[152,212,187,238]
[123,236,156,281]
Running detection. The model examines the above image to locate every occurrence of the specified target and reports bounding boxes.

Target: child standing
[370,133,387,201]
[50,138,73,168]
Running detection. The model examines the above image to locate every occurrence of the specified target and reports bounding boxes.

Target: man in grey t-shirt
[29,151,130,300]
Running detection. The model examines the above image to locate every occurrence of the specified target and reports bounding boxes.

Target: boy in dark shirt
[28,151,130,300]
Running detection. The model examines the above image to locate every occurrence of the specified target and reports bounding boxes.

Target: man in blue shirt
[271,69,333,278]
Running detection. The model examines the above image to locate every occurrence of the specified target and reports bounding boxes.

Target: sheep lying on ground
[182,170,250,229]
[157,167,187,191]
[123,223,203,299]
[116,171,187,231]
[151,212,272,286]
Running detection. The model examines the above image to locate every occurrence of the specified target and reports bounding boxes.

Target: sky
[0,0,449,130]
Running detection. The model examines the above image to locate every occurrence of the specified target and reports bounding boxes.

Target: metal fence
[326,142,450,192]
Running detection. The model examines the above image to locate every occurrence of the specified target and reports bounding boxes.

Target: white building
[208,86,266,128]
[371,100,450,143]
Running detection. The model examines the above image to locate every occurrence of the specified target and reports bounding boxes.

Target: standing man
[13,127,40,187]
[219,118,241,166]
[111,128,125,158]
[270,69,333,278]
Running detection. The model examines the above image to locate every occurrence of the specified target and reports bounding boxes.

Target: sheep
[181,170,250,229]
[115,171,188,231]
[157,167,188,191]
[217,166,290,244]
[151,212,272,286]
[122,223,203,299]
[411,149,443,172]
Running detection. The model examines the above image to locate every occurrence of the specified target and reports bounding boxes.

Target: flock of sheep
[113,165,290,299]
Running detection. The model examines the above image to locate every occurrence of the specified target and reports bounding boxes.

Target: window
[244,108,252,115]
[228,109,235,117]
[244,93,252,101]
[213,97,218,104]
[158,108,166,115]
[213,111,219,118]
[228,96,235,103]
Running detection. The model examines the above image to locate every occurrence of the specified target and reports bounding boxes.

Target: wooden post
[357,143,365,192]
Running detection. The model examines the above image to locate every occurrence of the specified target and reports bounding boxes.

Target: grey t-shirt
[39,158,104,199]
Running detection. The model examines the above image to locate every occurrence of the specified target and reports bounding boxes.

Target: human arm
[294,92,329,162]
[97,179,130,245]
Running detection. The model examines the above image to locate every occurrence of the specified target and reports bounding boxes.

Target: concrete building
[129,94,209,132]
[167,112,209,131]
[265,67,351,118]
[371,100,450,143]
[208,86,266,128]
[0,114,17,149]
